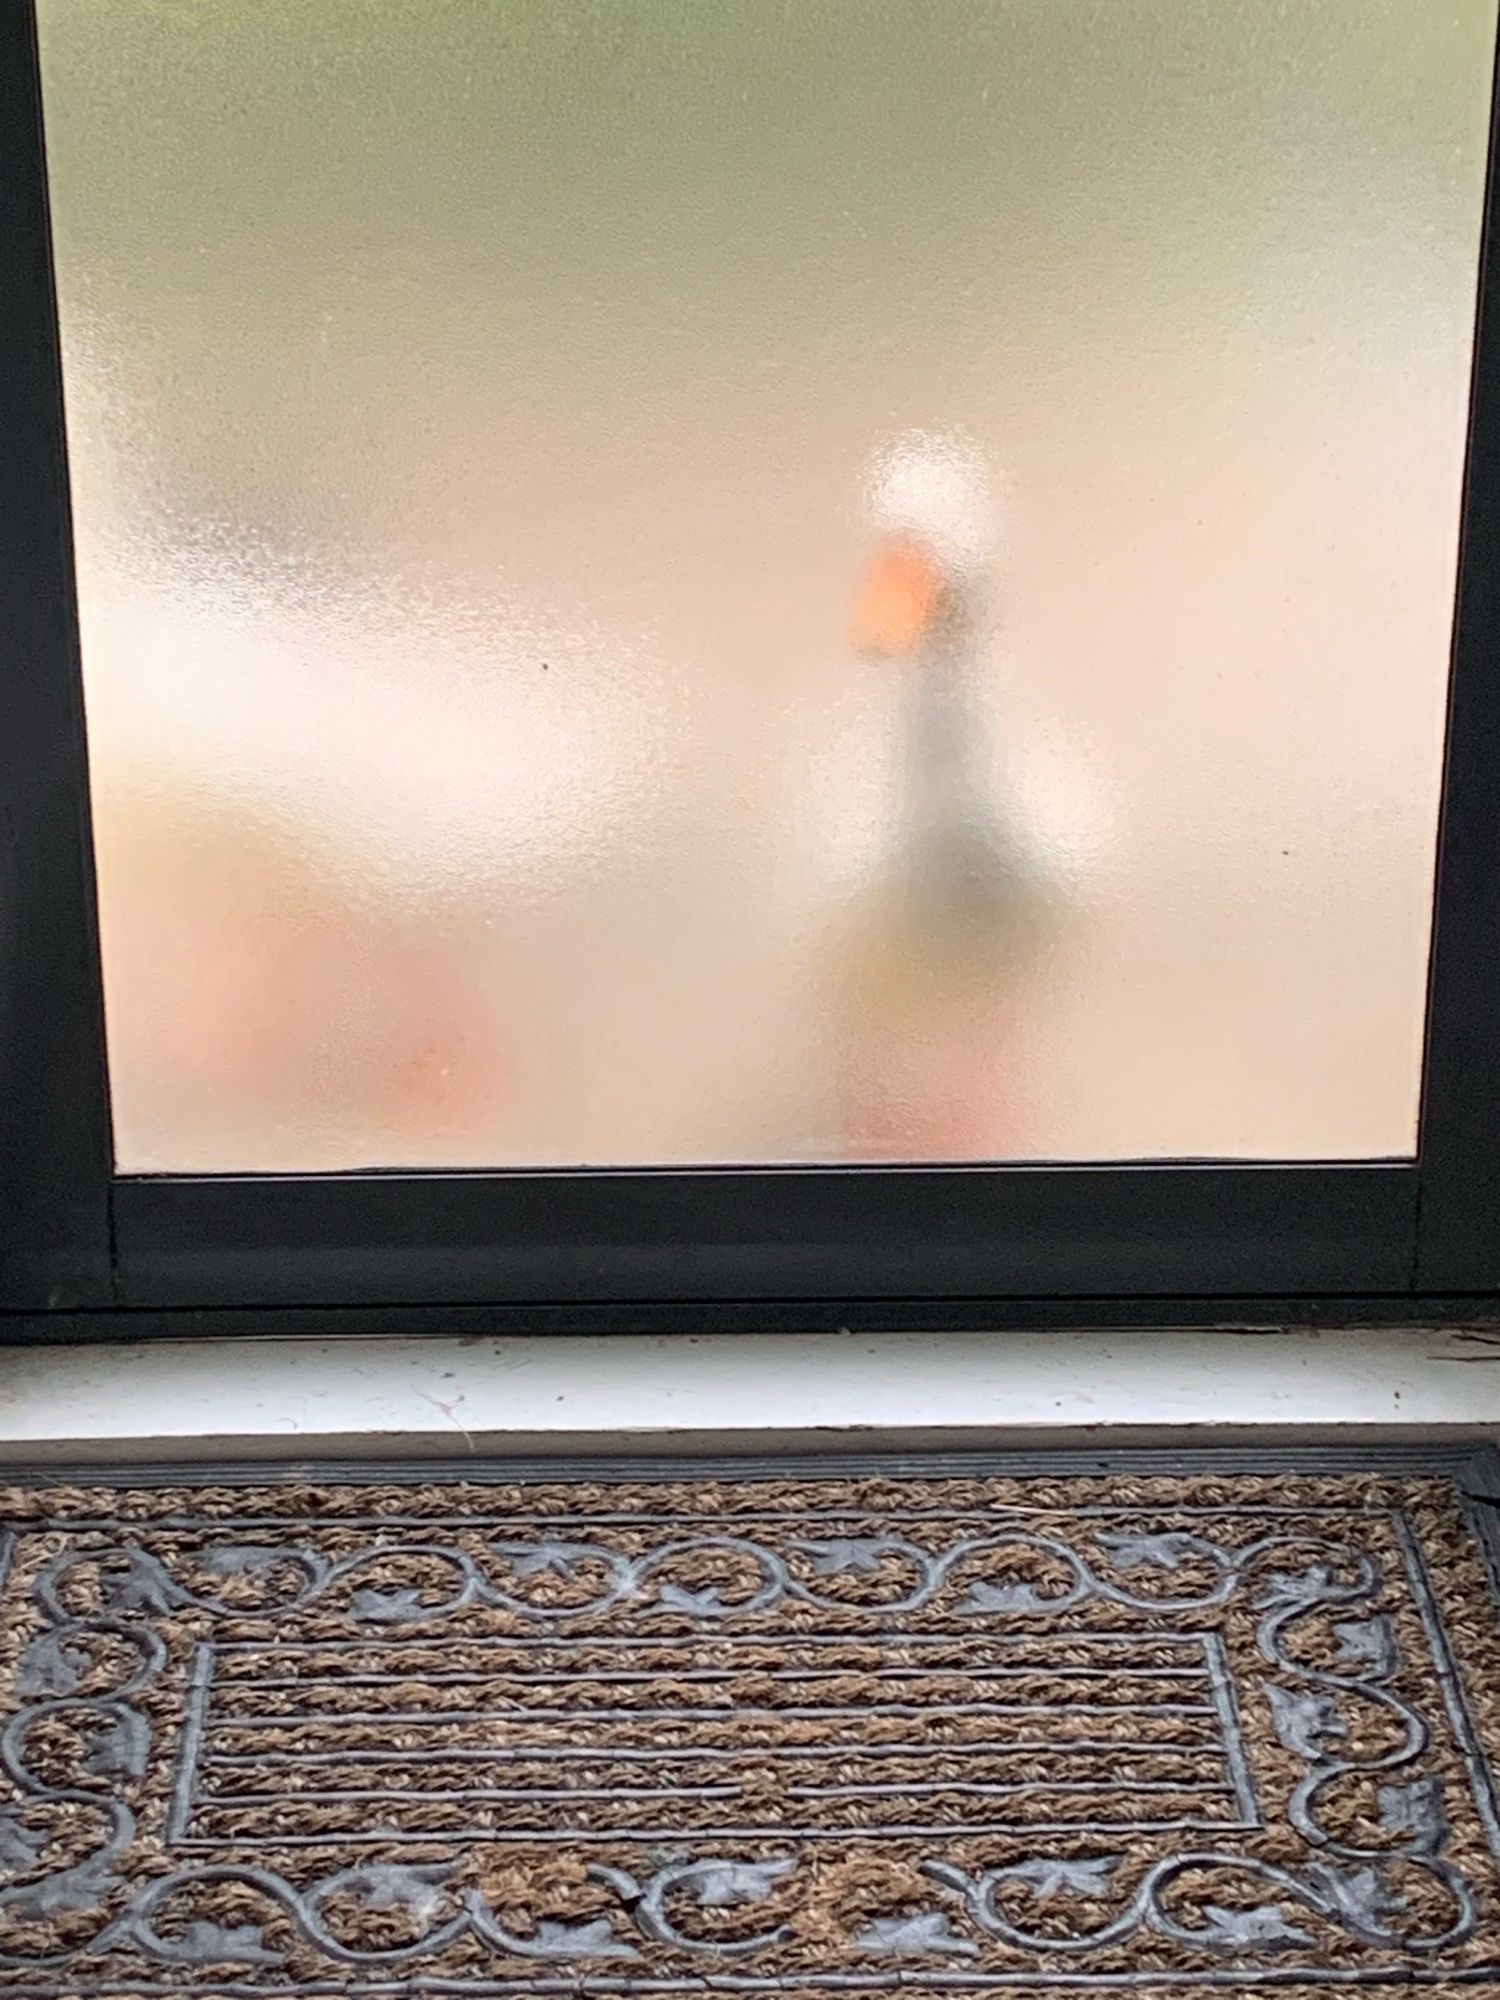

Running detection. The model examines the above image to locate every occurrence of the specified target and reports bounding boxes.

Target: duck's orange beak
[850,539,944,658]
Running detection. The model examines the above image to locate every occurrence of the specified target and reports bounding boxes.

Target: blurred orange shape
[850,539,943,658]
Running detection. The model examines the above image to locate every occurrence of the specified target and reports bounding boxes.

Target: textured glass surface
[37,0,1494,1170]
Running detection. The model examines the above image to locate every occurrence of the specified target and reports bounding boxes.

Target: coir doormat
[1,1452,1499,1997]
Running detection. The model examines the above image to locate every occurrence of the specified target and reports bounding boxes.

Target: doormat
[2,1453,1500,1997]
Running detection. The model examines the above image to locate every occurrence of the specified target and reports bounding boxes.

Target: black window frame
[5,1,1500,1342]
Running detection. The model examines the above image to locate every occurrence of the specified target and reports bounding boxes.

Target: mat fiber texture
[2,1456,1500,1997]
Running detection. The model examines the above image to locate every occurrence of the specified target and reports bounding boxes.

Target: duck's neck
[899,620,989,843]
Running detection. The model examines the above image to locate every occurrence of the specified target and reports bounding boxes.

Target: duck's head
[851,431,999,660]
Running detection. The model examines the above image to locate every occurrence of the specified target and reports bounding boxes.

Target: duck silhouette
[830,434,1062,1157]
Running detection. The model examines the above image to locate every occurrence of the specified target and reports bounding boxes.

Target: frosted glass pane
[37,0,1494,1170]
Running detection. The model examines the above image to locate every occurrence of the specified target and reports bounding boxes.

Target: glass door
[6,1,1500,1324]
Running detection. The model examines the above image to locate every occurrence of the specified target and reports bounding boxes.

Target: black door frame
[4,2,1500,1339]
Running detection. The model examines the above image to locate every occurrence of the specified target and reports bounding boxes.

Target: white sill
[0,1325,1497,1465]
